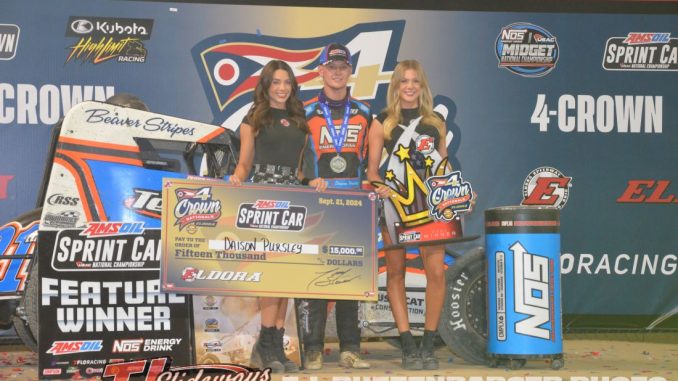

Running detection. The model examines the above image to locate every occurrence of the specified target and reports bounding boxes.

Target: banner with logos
[161,178,378,300]
[1,1,676,328]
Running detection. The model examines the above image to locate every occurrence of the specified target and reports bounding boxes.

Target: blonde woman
[367,60,447,370]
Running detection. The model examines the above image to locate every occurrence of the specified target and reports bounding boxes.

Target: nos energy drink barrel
[485,206,563,368]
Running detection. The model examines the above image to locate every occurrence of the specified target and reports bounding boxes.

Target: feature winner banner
[38,228,193,379]
[161,178,378,300]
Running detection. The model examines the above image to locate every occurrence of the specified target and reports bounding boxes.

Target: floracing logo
[65,16,153,64]
[495,23,559,77]
[521,166,572,209]
[47,340,103,355]
[173,187,221,231]
[603,32,677,71]
[236,200,306,231]
[0,24,20,60]
[425,171,474,221]
[191,21,405,130]
[102,357,270,381]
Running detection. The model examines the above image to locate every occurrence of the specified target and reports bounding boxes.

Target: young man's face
[319,61,352,92]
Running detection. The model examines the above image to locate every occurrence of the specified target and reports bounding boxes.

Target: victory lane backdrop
[0,0,676,329]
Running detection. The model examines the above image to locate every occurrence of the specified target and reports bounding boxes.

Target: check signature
[307,268,360,289]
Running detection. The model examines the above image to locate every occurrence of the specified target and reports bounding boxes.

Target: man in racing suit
[300,43,371,370]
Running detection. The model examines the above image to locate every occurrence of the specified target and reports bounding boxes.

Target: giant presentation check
[161,178,378,300]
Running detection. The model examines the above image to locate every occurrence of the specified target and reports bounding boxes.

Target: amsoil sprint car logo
[192,21,405,130]
[521,166,572,209]
[173,187,221,232]
[496,23,559,77]
[65,16,153,64]
[236,200,306,231]
[603,32,678,71]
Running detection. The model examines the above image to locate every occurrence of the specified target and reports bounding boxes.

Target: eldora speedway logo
[521,166,572,209]
[495,23,559,77]
[191,21,405,130]
[603,32,678,71]
[173,187,221,232]
[425,171,474,221]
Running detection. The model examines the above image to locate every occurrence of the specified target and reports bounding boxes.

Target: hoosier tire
[21,254,39,352]
[11,207,41,352]
[438,246,488,365]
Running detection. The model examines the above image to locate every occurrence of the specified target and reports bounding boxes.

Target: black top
[376,108,444,154]
[244,108,308,169]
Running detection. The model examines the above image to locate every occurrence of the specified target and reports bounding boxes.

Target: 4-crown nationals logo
[192,21,405,130]
[173,187,221,232]
[425,171,474,221]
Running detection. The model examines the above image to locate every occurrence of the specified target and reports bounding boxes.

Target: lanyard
[320,99,351,154]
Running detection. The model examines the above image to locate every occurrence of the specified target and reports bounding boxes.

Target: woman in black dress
[229,60,326,373]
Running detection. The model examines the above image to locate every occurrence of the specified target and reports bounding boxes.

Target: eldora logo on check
[236,199,307,231]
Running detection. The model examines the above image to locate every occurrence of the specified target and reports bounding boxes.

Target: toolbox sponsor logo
[496,23,559,77]
[47,340,103,355]
[603,32,678,71]
[0,24,20,60]
[43,210,80,228]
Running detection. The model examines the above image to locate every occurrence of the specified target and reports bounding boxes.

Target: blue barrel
[485,206,562,363]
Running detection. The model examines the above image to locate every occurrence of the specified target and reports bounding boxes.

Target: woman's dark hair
[246,60,308,134]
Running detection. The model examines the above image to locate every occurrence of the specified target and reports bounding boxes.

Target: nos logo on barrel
[510,241,554,340]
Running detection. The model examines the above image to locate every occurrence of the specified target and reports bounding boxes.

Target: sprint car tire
[438,246,489,365]
[22,253,39,352]
[10,207,41,352]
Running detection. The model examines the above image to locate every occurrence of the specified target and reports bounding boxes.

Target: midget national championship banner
[161,178,378,301]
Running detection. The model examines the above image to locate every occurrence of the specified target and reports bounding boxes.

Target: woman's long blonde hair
[382,60,445,140]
